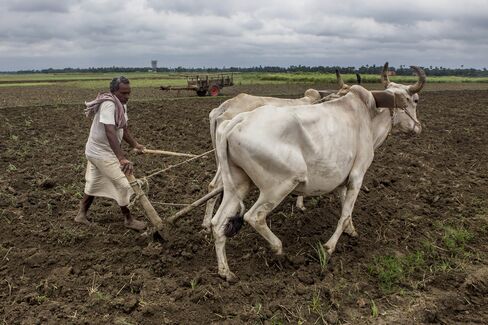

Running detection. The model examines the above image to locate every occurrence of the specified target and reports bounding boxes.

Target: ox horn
[408,65,427,94]
[335,69,345,88]
[356,73,362,85]
[381,62,390,88]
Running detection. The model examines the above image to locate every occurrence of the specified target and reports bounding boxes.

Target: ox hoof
[324,244,335,256]
[272,246,283,256]
[220,271,238,283]
[345,228,358,237]
[201,223,212,234]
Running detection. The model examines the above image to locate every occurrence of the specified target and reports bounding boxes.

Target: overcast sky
[1,0,487,71]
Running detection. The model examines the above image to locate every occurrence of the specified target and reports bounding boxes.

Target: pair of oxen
[200,63,426,281]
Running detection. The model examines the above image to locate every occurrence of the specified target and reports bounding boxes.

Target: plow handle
[126,174,169,240]
[141,148,196,157]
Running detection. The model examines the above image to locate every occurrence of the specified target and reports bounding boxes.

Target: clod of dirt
[297,270,315,285]
[25,251,46,268]
[463,266,488,295]
[142,243,163,257]
[288,254,306,267]
[295,284,308,295]
[112,296,138,313]
[423,309,440,324]
[325,310,339,324]
[356,297,367,308]
[49,266,73,278]
[39,179,56,189]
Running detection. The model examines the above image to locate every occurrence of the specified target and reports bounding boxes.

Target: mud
[0,83,487,324]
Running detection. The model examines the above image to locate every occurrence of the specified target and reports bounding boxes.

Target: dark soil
[0,83,487,324]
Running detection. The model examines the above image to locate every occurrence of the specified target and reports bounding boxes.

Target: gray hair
[110,76,130,93]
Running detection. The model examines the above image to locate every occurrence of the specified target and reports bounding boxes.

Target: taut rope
[144,149,215,180]
[129,148,215,207]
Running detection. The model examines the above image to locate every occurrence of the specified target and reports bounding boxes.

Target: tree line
[7,65,488,77]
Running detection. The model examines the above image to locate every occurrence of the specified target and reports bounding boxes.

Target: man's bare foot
[74,211,93,226]
[124,218,147,231]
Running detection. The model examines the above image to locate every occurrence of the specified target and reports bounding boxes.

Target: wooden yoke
[126,174,169,240]
[371,91,396,109]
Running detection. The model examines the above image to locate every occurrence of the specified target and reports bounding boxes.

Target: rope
[128,148,215,207]
[128,177,150,208]
[144,148,215,180]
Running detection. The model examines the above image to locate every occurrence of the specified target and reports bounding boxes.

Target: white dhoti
[84,157,134,206]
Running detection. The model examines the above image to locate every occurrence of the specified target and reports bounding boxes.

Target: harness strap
[391,96,421,127]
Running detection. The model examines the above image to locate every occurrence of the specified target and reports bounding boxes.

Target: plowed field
[1,83,487,324]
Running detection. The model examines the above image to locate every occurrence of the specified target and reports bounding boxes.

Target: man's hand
[132,143,146,154]
[119,158,134,175]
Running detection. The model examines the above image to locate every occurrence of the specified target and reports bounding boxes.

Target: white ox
[211,64,426,281]
[203,71,360,232]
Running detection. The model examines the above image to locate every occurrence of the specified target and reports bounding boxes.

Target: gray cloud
[6,0,80,13]
[1,0,487,70]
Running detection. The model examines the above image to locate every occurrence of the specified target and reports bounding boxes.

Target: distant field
[0,72,487,89]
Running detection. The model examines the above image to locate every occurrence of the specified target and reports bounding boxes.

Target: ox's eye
[414,99,419,103]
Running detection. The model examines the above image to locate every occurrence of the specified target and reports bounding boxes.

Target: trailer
[160,74,234,97]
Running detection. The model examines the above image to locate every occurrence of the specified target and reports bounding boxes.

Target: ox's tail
[209,105,225,160]
[217,115,246,237]
[209,97,236,162]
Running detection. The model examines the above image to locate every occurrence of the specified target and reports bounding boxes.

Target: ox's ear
[371,91,395,109]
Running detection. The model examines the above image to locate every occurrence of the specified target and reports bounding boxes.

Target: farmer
[75,76,147,231]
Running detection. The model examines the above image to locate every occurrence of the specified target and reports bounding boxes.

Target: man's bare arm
[104,124,133,175]
[123,127,144,150]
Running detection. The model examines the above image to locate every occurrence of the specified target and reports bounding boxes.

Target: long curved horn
[356,73,362,85]
[335,69,345,88]
[381,62,390,88]
[408,66,427,94]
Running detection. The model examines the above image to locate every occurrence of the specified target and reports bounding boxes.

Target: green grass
[368,255,406,292]
[369,225,475,292]
[35,295,48,304]
[314,242,329,272]
[442,225,474,255]
[0,82,55,87]
[1,71,487,88]
[371,299,379,318]
[308,290,331,323]
[0,71,163,82]
[66,78,189,89]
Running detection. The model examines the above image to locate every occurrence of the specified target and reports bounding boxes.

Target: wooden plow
[127,148,220,239]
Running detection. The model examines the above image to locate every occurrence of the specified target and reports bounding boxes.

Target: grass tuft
[314,242,329,272]
[442,226,474,255]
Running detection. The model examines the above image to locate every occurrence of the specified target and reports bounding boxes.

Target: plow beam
[167,187,223,224]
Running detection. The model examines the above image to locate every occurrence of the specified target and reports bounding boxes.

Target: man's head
[110,76,131,104]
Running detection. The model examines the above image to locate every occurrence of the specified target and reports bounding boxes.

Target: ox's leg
[211,169,251,282]
[295,195,306,211]
[202,166,222,232]
[337,185,358,237]
[325,172,364,255]
[244,179,299,255]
